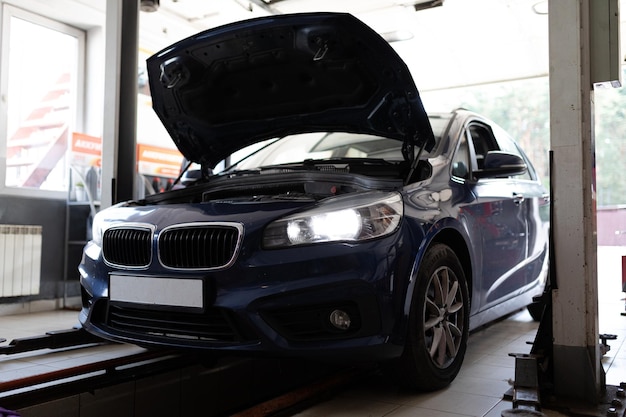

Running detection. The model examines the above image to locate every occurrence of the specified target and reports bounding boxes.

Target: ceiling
[137,0,553,91]
[11,0,624,91]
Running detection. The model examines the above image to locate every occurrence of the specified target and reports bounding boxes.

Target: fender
[391,217,473,346]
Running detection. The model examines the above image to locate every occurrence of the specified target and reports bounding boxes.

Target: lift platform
[0,326,106,355]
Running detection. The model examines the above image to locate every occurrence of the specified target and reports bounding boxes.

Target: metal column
[100,0,139,209]
[548,0,602,403]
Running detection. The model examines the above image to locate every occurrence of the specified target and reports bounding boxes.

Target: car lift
[0,326,106,356]
[504,153,626,417]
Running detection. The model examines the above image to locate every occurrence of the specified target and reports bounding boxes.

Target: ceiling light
[140,0,160,13]
[411,0,444,12]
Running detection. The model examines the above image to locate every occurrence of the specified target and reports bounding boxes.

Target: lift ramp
[0,326,107,355]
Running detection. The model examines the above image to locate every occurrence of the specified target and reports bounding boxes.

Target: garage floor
[0,246,625,416]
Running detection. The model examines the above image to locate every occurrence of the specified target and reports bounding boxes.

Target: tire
[396,243,470,391]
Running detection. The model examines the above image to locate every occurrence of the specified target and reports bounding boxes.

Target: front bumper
[79,231,412,360]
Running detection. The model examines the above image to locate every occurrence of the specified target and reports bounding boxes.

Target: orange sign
[137,144,183,178]
[71,132,102,167]
[72,132,102,156]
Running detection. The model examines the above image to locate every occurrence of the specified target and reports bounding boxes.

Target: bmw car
[78,12,549,390]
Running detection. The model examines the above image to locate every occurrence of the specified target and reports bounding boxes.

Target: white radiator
[0,225,42,297]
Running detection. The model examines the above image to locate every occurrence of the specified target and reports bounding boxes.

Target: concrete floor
[293,246,626,416]
[0,246,624,416]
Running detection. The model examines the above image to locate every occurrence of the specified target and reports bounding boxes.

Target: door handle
[513,192,525,205]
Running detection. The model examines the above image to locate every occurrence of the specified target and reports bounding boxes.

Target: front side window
[0,5,84,194]
[467,121,533,181]
[467,123,499,170]
[491,123,534,180]
[451,133,470,179]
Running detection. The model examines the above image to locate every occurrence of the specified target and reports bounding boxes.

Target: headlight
[263,192,403,248]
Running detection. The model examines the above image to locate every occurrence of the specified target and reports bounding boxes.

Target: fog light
[329,309,351,330]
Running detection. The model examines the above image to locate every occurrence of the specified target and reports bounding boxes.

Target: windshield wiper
[303,157,395,166]
[221,138,281,174]
[221,169,262,177]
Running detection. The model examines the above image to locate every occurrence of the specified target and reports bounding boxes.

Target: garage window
[0,5,84,196]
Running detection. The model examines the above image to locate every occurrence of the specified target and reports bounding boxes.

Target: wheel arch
[392,225,473,390]
[429,228,473,302]
[399,223,473,325]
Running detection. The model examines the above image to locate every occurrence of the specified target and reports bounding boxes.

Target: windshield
[173,114,451,188]
[186,114,451,178]
[232,132,401,171]
[224,116,449,173]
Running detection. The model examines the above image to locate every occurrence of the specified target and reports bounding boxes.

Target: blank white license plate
[109,275,203,309]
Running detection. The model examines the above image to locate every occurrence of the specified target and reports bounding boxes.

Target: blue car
[79,12,549,391]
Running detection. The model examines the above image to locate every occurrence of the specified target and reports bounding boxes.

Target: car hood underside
[147,12,435,168]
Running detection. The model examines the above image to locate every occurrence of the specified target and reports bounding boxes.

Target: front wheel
[396,243,470,391]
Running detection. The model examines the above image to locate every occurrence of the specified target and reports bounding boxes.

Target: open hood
[147,12,435,168]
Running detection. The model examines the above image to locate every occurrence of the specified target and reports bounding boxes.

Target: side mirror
[474,151,527,179]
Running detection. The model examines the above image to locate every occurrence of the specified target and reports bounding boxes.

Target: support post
[101,0,139,208]
[548,0,603,403]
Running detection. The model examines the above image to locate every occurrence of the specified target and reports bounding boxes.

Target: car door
[490,122,550,290]
[462,121,530,311]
